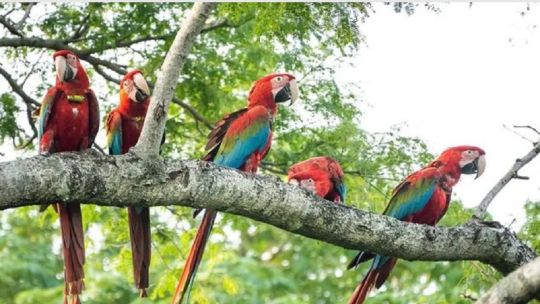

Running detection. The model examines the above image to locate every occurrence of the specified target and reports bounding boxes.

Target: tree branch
[0,15,23,37]
[134,2,217,156]
[476,257,540,303]
[15,3,35,30]
[0,65,39,107]
[0,151,535,275]
[473,140,540,219]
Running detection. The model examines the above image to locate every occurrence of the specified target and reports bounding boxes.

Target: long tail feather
[347,251,376,270]
[171,209,217,304]
[348,257,397,304]
[128,206,151,297]
[57,203,85,304]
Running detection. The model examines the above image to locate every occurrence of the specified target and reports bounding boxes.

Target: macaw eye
[276,76,283,82]
[307,178,314,183]
[466,150,474,155]
[123,81,129,87]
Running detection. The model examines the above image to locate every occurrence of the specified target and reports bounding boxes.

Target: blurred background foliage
[0,3,537,304]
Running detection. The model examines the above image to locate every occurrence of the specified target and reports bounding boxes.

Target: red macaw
[105,70,152,297]
[287,156,346,203]
[347,146,486,304]
[171,73,299,304]
[37,50,100,304]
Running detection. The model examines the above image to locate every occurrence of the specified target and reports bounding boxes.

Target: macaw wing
[37,87,61,142]
[334,180,347,203]
[203,108,248,162]
[383,167,440,220]
[86,89,100,148]
[212,106,271,169]
[106,109,123,155]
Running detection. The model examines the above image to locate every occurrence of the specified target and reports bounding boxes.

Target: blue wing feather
[106,110,123,155]
[214,124,270,169]
[385,184,436,220]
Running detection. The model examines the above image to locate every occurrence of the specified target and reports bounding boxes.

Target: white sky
[336,3,540,228]
[1,3,539,229]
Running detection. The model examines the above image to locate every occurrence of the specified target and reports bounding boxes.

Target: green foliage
[0,3,532,304]
[519,201,540,252]
[0,93,21,144]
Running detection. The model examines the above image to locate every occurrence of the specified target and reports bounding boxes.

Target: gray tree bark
[476,257,540,304]
[0,151,535,276]
[133,2,217,157]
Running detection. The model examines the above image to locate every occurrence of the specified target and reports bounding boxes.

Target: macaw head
[247,73,299,116]
[120,70,151,103]
[53,50,88,88]
[288,156,346,203]
[434,145,486,180]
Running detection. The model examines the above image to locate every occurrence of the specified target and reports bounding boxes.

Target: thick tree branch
[474,140,540,219]
[134,2,217,156]
[0,151,536,275]
[476,257,540,304]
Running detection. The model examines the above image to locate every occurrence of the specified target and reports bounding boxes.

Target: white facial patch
[300,179,316,193]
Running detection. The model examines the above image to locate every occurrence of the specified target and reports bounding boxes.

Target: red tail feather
[349,268,377,304]
[57,203,85,303]
[128,206,151,297]
[171,209,217,304]
[349,258,397,304]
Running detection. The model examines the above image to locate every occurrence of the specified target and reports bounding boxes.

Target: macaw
[37,50,100,304]
[287,156,346,203]
[171,73,299,304]
[105,70,152,297]
[347,146,486,304]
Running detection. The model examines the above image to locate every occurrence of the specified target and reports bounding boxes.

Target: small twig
[20,49,46,87]
[2,8,16,18]
[68,11,91,42]
[461,293,478,302]
[473,140,540,220]
[503,124,534,144]
[16,3,35,30]
[15,133,36,150]
[514,125,540,137]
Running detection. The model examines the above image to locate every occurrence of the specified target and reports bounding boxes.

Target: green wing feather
[383,168,439,220]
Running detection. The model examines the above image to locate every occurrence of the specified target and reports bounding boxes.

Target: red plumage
[348,146,486,304]
[287,156,345,203]
[38,50,100,304]
[105,70,152,297]
[172,73,298,304]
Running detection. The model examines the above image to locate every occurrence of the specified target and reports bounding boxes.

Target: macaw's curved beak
[462,155,486,179]
[275,79,299,105]
[55,56,77,82]
[131,72,151,103]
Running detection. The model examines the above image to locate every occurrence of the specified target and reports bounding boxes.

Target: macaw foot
[467,218,504,229]
[477,220,504,229]
[39,151,51,157]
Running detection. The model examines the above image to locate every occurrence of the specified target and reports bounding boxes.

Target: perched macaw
[37,50,100,304]
[287,156,346,203]
[105,70,152,297]
[347,146,486,304]
[171,73,299,304]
